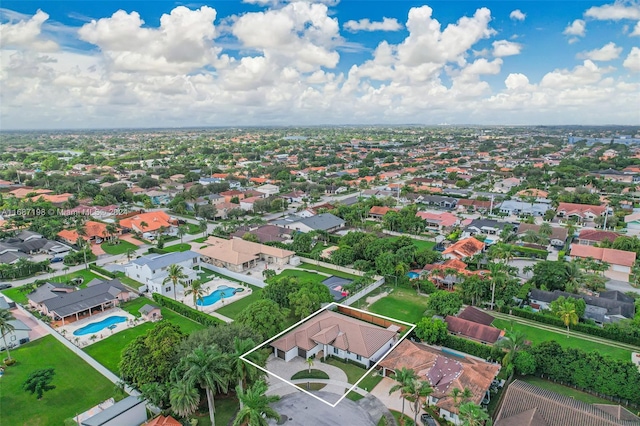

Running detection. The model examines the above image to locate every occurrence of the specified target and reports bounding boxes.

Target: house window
[165,287,171,292]
[356,354,362,361]
[333,347,338,354]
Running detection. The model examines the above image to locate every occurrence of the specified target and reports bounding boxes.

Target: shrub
[151,293,223,327]
[441,335,493,360]
[88,264,116,279]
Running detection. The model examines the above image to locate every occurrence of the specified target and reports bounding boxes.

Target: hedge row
[505,244,548,259]
[507,307,640,346]
[151,293,223,327]
[442,334,493,360]
[88,264,116,279]
[147,248,169,255]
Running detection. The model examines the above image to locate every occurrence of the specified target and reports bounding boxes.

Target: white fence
[298,257,367,277]
[202,265,266,288]
[342,277,386,306]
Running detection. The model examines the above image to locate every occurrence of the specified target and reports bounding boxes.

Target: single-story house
[255,184,280,196]
[139,304,162,322]
[80,395,147,426]
[569,245,636,281]
[498,200,551,217]
[0,319,31,351]
[442,238,485,261]
[624,212,640,231]
[576,229,619,246]
[444,316,503,345]
[119,211,177,236]
[457,306,495,326]
[196,236,295,272]
[556,202,607,223]
[369,206,398,220]
[416,211,460,231]
[516,223,567,248]
[462,219,516,239]
[230,225,294,244]
[272,310,398,367]
[379,339,500,425]
[124,250,201,297]
[272,213,346,233]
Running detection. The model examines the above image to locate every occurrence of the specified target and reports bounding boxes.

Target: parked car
[0,283,12,290]
[50,257,64,263]
[420,413,437,426]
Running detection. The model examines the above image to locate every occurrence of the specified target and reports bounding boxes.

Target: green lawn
[101,240,138,255]
[188,394,239,426]
[298,263,360,280]
[85,298,205,374]
[216,285,262,319]
[0,335,117,426]
[186,223,201,234]
[113,272,145,289]
[1,287,29,304]
[519,375,624,406]
[367,286,429,324]
[2,269,103,304]
[322,357,383,392]
[291,369,330,380]
[491,318,632,362]
[163,243,191,252]
[388,236,436,251]
[391,410,415,426]
[274,269,327,285]
[193,236,208,243]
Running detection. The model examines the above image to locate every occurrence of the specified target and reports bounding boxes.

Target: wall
[200,264,266,288]
[297,257,366,277]
[342,277,386,306]
[337,306,406,331]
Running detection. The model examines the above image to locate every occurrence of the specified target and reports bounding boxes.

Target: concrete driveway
[266,355,348,397]
[371,376,428,423]
[507,259,537,280]
[606,279,640,295]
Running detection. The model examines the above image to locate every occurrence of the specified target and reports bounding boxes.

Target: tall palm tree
[139,221,149,233]
[163,264,187,301]
[450,387,473,408]
[0,308,16,362]
[233,380,280,426]
[199,219,208,237]
[408,379,433,426]
[497,329,527,376]
[177,225,188,243]
[170,379,200,418]
[105,223,118,244]
[488,262,508,310]
[126,247,136,262]
[184,280,207,310]
[389,367,418,425]
[231,337,264,409]
[564,262,583,293]
[555,300,579,337]
[182,346,230,426]
[74,220,89,270]
[458,402,491,426]
[539,222,553,237]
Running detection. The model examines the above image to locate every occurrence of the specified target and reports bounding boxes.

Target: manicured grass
[214,395,239,426]
[101,240,138,255]
[216,285,262,319]
[391,410,415,426]
[298,263,359,280]
[322,357,383,391]
[193,236,208,243]
[85,298,205,374]
[3,270,104,304]
[275,269,327,285]
[367,286,429,324]
[197,267,220,281]
[186,223,201,234]
[0,335,117,426]
[163,243,191,252]
[291,369,330,380]
[1,287,29,304]
[388,236,436,251]
[519,375,624,406]
[113,272,145,289]
[492,318,632,362]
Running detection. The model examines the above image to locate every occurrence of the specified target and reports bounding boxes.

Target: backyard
[101,240,138,255]
[297,263,360,280]
[491,318,632,362]
[0,335,118,426]
[2,269,102,304]
[84,297,205,373]
[215,285,263,319]
[388,236,436,251]
[365,285,429,324]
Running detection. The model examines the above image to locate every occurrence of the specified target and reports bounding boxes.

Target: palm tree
[564,262,583,293]
[163,264,187,301]
[105,223,118,244]
[408,379,433,426]
[199,219,208,237]
[306,357,314,373]
[458,402,491,426]
[539,222,553,237]
[450,387,473,408]
[139,221,149,234]
[233,380,280,426]
[389,367,418,425]
[0,308,16,362]
[74,222,89,270]
[395,262,410,278]
[555,300,579,337]
[231,337,264,409]
[182,346,230,426]
[184,280,207,310]
[177,225,188,243]
[488,262,508,310]
[497,329,527,376]
[170,379,200,418]
[126,247,136,262]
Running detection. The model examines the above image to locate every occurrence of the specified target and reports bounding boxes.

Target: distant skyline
[1,1,639,130]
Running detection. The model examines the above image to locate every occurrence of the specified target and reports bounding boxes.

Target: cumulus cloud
[631,21,640,35]
[492,40,522,57]
[564,19,586,37]
[585,2,640,21]
[623,46,640,71]
[343,17,402,32]
[577,42,622,61]
[0,9,59,51]
[509,9,526,21]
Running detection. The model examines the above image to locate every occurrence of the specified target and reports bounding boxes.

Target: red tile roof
[570,245,636,267]
[445,316,502,344]
[443,238,485,259]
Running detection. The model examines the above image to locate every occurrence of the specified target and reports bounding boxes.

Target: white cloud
[585,2,640,21]
[577,42,622,61]
[509,9,526,21]
[343,17,402,32]
[0,9,59,51]
[623,46,640,71]
[492,40,522,57]
[564,19,586,37]
[631,21,640,36]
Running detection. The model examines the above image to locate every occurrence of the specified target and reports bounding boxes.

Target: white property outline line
[240,302,416,408]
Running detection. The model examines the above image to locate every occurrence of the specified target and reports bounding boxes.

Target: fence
[201,264,266,288]
[381,229,434,242]
[297,257,366,276]
[337,305,406,331]
[342,277,386,306]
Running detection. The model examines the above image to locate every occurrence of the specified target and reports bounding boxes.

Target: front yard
[163,243,191,252]
[0,335,118,426]
[101,240,138,255]
[366,285,429,324]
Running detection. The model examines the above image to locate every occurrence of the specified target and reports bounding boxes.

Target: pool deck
[180,276,254,315]
[56,307,139,347]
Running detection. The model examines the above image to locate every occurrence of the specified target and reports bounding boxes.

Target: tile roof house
[57,221,113,245]
[379,340,500,425]
[576,229,620,246]
[444,316,503,344]
[416,211,460,231]
[271,310,397,367]
[443,238,485,261]
[495,380,640,426]
[457,306,495,326]
[229,224,294,244]
[368,206,398,220]
[145,415,182,426]
[569,245,636,281]
[196,236,295,272]
[272,213,346,233]
[556,203,607,222]
[517,223,567,248]
[119,211,177,235]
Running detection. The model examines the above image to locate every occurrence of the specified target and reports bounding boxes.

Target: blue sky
[1,1,638,129]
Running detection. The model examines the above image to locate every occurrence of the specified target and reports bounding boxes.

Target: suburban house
[139,304,162,322]
[57,221,113,245]
[442,238,485,261]
[569,245,636,281]
[80,396,147,426]
[444,316,502,345]
[424,259,487,290]
[379,339,500,425]
[0,232,71,263]
[280,190,306,203]
[0,318,31,351]
[124,251,201,297]
[624,212,640,232]
[576,229,619,246]
[368,206,398,220]
[462,219,516,240]
[556,202,607,223]
[416,211,460,231]
[255,184,280,196]
[495,380,640,426]
[498,200,551,217]
[456,199,493,213]
[529,289,635,325]
[146,190,171,206]
[230,225,294,244]
[272,213,346,233]
[516,223,568,248]
[271,310,398,367]
[145,415,182,426]
[196,236,296,272]
[457,306,495,326]
[27,279,131,325]
[493,177,521,193]
[418,195,459,209]
[119,211,177,238]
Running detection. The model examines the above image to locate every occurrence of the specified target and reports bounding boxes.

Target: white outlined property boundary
[240,302,416,408]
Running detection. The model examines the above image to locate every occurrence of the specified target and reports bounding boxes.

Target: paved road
[491,311,640,353]
[605,279,640,296]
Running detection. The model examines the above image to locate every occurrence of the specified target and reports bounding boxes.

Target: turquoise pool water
[197,285,238,306]
[73,316,127,336]
[407,271,420,279]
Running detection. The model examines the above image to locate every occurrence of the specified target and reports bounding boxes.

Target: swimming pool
[197,285,238,306]
[73,316,127,336]
[406,271,420,279]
